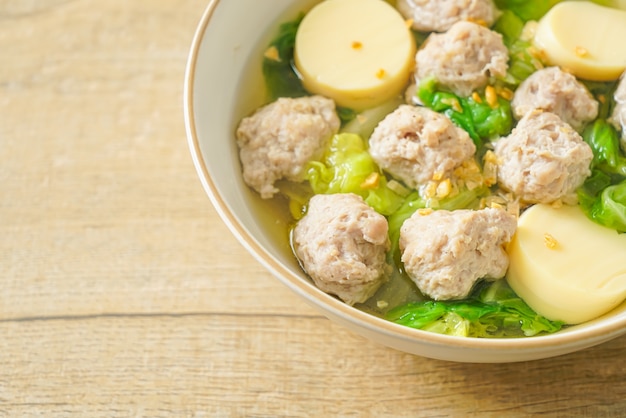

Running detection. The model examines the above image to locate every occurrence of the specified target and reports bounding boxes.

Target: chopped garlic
[550,199,563,209]
[422,181,438,199]
[482,150,498,187]
[497,86,514,101]
[264,46,281,62]
[544,233,559,249]
[465,180,480,191]
[436,179,452,199]
[467,17,488,27]
[360,172,380,189]
[485,85,498,108]
[483,164,497,187]
[432,170,444,181]
[575,46,588,58]
[483,150,498,164]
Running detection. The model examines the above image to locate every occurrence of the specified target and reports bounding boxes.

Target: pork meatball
[236,95,340,199]
[512,67,598,132]
[400,208,516,301]
[368,105,476,189]
[397,0,499,33]
[494,110,594,204]
[414,21,508,97]
[293,193,390,306]
[609,71,626,153]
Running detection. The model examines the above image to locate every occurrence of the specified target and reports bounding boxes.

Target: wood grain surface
[1,1,625,417]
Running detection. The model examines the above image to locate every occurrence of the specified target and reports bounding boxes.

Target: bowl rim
[183,0,626,355]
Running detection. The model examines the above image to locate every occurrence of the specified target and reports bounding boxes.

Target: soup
[234,0,626,338]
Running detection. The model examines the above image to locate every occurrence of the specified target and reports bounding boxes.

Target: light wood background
[1,1,625,416]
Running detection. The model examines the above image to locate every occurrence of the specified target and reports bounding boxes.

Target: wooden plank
[1,316,625,417]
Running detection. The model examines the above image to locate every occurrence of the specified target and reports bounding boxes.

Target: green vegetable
[262,14,307,101]
[582,80,618,120]
[493,0,563,22]
[578,172,626,233]
[335,107,358,125]
[386,191,426,266]
[574,86,626,232]
[386,280,565,338]
[493,9,525,43]
[417,77,512,145]
[492,10,544,86]
[591,182,626,232]
[582,119,626,177]
[578,169,613,206]
[305,133,406,216]
[578,119,626,232]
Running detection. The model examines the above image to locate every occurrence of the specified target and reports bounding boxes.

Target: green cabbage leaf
[262,14,306,101]
[493,0,563,21]
[386,280,565,338]
[577,119,626,232]
[582,119,626,176]
[417,77,512,145]
[492,10,545,86]
[304,133,406,216]
[578,171,626,233]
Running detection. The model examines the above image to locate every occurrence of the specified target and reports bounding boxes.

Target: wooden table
[1,1,625,416]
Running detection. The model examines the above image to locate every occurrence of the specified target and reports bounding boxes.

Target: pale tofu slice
[534,2,626,81]
[294,0,415,110]
[507,204,626,324]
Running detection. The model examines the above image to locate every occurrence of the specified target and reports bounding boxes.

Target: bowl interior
[184,0,626,362]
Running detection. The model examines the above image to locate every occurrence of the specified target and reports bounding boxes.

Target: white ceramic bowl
[184,0,626,362]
